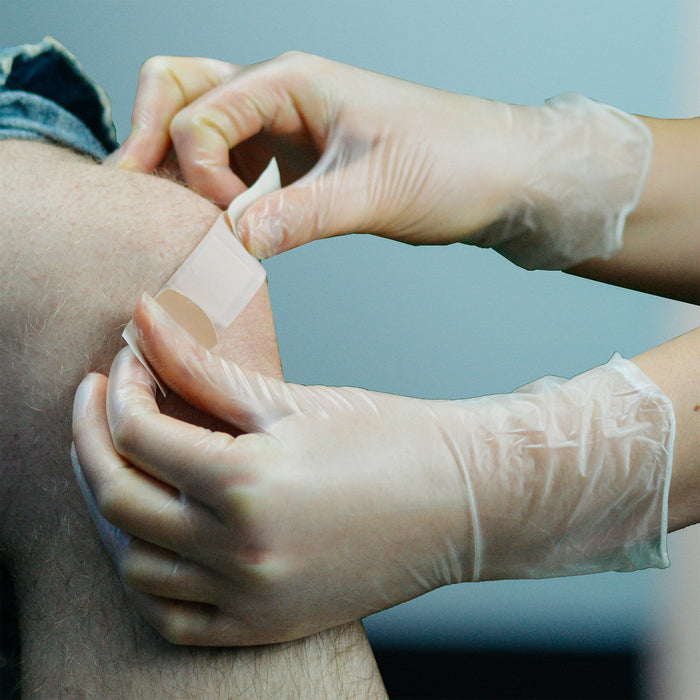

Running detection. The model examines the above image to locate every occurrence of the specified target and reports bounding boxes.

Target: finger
[132,293,299,432]
[128,592,269,646]
[235,125,376,257]
[168,52,331,206]
[71,439,131,563]
[117,538,222,604]
[73,371,218,554]
[235,175,355,259]
[112,56,238,173]
[105,346,258,504]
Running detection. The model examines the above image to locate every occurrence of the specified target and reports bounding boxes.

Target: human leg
[0,139,385,697]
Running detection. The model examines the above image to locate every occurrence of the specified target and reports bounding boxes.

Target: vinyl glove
[468,92,652,269]
[72,294,673,645]
[109,54,650,268]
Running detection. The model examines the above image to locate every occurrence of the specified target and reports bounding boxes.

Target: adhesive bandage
[123,159,280,391]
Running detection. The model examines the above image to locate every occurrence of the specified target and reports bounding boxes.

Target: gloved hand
[109,53,651,268]
[72,294,673,645]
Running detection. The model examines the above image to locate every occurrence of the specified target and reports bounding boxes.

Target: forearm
[472,326,700,576]
[0,140,384,697]
[465,327,700,579]
[632,326,700,532]
[569,116,700,304]
[423,328,694,583]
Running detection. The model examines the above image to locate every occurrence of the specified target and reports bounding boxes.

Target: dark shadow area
[0,565,21,700]
[373,647,641,699]
[1,568,644,700]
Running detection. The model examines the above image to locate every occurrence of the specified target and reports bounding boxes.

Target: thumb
[133,293,299,432]
[237,130,375,258]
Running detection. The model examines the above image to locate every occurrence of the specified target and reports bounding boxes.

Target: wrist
[449,95,525,236]
[632,327,700,532]
[469,94,652,270]
[436,356,673,583]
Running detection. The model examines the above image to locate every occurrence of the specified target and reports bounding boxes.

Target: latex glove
[72,295,673,645]
[103,56,238,174]
[109,53,650,268]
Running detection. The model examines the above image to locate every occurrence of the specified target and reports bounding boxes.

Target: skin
[570,116,700,304]
[632,330,700,533]
[0,139,386,698]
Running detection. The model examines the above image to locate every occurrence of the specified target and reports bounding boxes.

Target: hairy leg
[0,140,385,697]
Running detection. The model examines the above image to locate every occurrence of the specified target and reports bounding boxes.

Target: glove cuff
[457,354,673,581]
[470,93,652,270]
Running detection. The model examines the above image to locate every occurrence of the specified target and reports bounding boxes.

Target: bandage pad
[154,289,218,349]
[123,158,280,392]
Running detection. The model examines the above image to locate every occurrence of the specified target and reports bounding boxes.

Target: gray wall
[5,0,699,652]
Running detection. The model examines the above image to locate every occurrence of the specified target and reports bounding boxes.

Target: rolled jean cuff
[0,36,118,159]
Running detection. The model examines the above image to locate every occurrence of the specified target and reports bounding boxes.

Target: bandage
[123,159,280,392]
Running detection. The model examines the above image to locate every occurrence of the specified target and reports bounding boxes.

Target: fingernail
[136,292,167,340]
[140,291,164,317]
[103,148,123,166]
[73,373,97,424]
[241,212,284,259]
[103,146,140,171]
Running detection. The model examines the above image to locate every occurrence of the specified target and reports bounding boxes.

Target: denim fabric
[0,36,118,160]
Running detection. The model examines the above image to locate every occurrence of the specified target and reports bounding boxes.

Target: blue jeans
[0,36,118,160]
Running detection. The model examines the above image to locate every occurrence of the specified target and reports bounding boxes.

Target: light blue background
[5,0,699,652]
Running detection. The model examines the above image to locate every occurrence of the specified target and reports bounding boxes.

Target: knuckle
[277,49,309,63]
[217,441,284,529]
[95,478,126,524]
[140,55,174,79]
[169,108,191,138]
[157,609,191,645]
[109,412,143,458]
[116,548,139,587]
[240,559,279,590]
[217,494,280,585]
[170,106,224,146]
[275,50,322,76]
[222,483,261,528]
